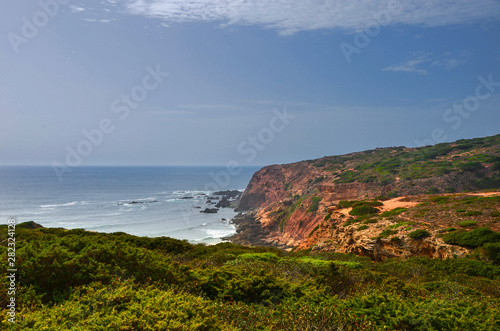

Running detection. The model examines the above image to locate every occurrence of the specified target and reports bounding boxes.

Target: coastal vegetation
[312,134,500,191]
[1,223,500,330]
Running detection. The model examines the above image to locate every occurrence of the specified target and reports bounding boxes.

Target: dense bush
[482,242,500,264]
[1,225,500,330]
[443,227,500,248]
[408,229,431,240]
[457,162,485,172]
[349,205,380,216]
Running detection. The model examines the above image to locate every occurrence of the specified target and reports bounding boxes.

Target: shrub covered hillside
[1,224,500,330]
[234,134,500,251]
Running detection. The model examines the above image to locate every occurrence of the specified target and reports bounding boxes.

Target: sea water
[0,166,259,244]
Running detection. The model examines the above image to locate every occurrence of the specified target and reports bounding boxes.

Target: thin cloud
[382,53,431,75]
[383,51,468,74]
[70,6,86,13]
[431,58,467,69]
[115,0,500,35]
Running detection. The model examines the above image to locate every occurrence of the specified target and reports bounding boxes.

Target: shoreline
[224,211,277,247]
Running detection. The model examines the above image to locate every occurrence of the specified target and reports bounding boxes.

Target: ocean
[0,166,260,244]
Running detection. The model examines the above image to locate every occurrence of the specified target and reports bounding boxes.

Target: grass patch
[457,220,478,228]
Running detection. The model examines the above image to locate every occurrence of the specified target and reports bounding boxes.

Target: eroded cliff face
[232,137,500,259]
[297,205,472,261]
[232,193,477,260]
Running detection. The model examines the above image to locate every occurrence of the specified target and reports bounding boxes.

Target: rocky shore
[224,212,277,248]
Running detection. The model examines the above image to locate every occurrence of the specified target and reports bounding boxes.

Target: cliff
[231,134,500,260]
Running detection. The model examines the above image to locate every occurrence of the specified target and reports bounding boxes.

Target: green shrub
[387,222,413,230]
[457,220,478,228]
[338,200,382,209]
[378,229,397,238]
[363,219,378,224]
[343,219,360,227]
[443,227,500,247]
[463,211,482,216]
[408,229,431,240]
[429,196,449,203]
[457,162,484,172]
[349,205,379,216]
[456,209,466,213]
[312,176,325,184]
[427,187,440,194]
[381,207,408,217]
[238,253,280,263]
[324,212,332,221]
[335,170,358,183]
[482,242,500,264]
[308,197,322,212]
[357,225,369,231]
[309,225,320,237]
[445,186,456,193]
[387,191,399,198]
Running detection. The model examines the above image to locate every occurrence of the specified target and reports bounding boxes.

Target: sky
[0,0,499,167]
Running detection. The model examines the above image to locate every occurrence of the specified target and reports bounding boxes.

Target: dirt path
[380,197,419,212]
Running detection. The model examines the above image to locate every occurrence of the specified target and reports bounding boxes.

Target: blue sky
[1,0,499,167]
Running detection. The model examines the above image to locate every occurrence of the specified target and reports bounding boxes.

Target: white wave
[40,201,78,208]
[172,190,211,196]
[205,228,235,239]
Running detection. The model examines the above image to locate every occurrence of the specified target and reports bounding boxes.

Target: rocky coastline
[224,212,278,248]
